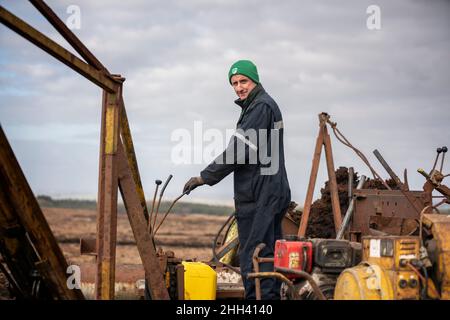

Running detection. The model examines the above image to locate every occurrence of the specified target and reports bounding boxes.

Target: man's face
[230,74,256,100]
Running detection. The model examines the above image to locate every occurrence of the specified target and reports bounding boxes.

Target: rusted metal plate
[350,189,428,241]
[368,215,418,235]
[80,238,97,256]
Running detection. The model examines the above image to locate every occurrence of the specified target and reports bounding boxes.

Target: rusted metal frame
[418,169,450,203]
[247,272,300,300]
[116,141,170,300]
[29,0,108,72]
[373,149,427,214]
[176,264,185,300]
[298,116,325,237]
[252,243,276,300]
[0,193,37,299]
[0,6,118,93]
[27,1,152,221]
[95,85,123,300]
[252,243,265,300]
[323,122,343,233]
[26,1,151,224]
[119,97,150,224]
[350,189,428,240]
[336,175,367,240]
[0,126,84,300]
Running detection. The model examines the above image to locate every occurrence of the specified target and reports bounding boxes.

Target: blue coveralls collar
[234,84,265,124]
[234,83,265,109]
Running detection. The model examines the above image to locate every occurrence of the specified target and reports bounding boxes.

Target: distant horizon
[36,192,449,211]
[36,193,236,207]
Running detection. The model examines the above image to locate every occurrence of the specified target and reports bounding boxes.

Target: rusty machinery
[334,144,450,300]
[245,113,445,300]
[1,2,448,301]
[0,1,176,300]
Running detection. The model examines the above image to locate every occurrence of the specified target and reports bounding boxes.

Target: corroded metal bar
[247,272,300,300]
[119,97,150,224]
[252,243,266,300]
[298,115,325,237]
[0,125,84,300]
[336,175,366,240]
[323,122,342,234]
[374,149,426,214]
[95,86,123,300]
[117,141,170,300]
[0,6,118,93]
[29,0,108,72]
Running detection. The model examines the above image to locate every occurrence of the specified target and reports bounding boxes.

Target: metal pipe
[148,180,162,235]
[430,147,442,175]
[274,267,326,300]
[336,175,366,240]
[252,243,266,300]
[153,191,187,236]
[373,149,402,186]
[247,272,300,300]
[152,174,172,232]
[348,167,354,204]
[440,146,447,173]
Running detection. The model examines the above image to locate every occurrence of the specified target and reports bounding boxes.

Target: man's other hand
[183,176,205,194]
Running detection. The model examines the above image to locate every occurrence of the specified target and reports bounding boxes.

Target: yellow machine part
[220,218,239,265]
[182,261,217,300]
[334,262,395,300]
[361,236,420,270]
[335,236,421,300]
[423,214,450,300]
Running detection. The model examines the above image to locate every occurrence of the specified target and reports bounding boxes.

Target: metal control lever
[152,174,172,233]
[430,146,447,174]
[148,180,162,234]
[153,191,188,237]
[440,146,447,173]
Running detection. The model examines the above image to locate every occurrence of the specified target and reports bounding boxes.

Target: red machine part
[274,240,313,278]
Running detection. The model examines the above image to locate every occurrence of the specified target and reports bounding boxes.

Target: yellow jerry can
[182,261,217,300]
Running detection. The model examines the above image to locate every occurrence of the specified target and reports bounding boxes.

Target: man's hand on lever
[183,176,205,194]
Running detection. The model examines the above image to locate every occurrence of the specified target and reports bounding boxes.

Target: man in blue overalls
[183,60,291,299]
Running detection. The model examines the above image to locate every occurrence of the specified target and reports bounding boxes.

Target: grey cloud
[0,0,448,204]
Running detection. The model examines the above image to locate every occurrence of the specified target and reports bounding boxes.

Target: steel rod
[336,175,366,240]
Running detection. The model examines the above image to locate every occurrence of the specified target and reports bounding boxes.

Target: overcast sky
[1,0,449,206]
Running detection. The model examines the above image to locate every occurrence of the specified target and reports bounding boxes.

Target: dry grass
[42,207,230,265]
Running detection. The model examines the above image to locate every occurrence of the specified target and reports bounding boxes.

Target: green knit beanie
[228,60,259,84]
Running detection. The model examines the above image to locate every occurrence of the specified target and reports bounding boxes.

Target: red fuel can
[274,240,313,278]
